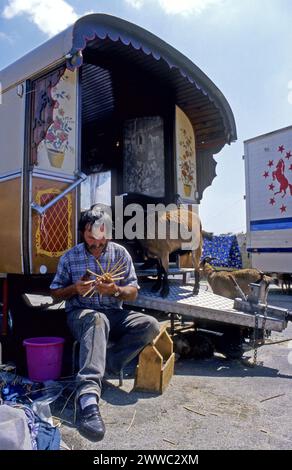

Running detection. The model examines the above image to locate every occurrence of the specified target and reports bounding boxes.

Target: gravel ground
[55,291,292,450]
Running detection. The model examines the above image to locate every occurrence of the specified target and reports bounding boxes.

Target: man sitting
[50,206,160,442]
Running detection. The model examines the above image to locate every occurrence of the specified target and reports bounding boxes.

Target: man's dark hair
[78,204,112,234]
[78,209,102,234]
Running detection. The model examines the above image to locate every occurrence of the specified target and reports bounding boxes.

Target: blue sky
[1,0,292,234]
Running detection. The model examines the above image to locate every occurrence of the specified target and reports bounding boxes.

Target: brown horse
[272,159,292,197]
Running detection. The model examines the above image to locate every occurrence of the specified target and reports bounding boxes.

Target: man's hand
[50,277,94,302]
[95,281,138,301]
[51,278,137,302]
[75,279,95,296]
[94,280,117,296]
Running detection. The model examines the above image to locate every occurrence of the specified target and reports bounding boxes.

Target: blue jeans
[67,307,160,399]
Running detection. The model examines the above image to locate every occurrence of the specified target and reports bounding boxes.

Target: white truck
[244,125,292,273]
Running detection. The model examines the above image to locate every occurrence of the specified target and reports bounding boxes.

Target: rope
[259,337,292,347]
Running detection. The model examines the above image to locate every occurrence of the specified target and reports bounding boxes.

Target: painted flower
[179,127,195,185]
[46,83,74,153]
[45,110,73,152]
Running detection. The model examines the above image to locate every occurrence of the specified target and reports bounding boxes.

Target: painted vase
[183,183,192,197]
[47,148,65,168]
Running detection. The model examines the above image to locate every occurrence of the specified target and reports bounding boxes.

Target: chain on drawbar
[253,304,268,366]
[253,313,259,366]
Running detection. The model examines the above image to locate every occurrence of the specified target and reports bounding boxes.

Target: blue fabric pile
[0,372,61,450]
[202,234,242,269]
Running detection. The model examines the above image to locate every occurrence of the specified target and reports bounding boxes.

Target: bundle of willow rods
[82,257,127,297]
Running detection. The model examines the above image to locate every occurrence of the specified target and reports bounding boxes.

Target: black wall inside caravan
[80,57,175,204]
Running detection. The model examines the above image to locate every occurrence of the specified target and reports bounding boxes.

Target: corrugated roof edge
[0,13,236,144]
[68,14,236,143]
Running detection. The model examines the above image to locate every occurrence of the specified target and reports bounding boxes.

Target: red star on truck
[278,145,285,153]
[286,151,292,160]
[267,160,274,167]
[263,171,269,178]
[280,205,287,213]
[269,198,275,205]
[268,183,275,191]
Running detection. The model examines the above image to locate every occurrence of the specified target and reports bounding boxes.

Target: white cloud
[0,31,14,43]
[158,0,222,16]
[2,0,78,37]
[125,0,145,8]
[125,0,223,15]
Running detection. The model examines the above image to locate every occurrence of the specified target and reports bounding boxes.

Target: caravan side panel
[28,67,78,274]
[0,85,25,273]
[31,177,76,274]
[0,178,22,272]
[0,86,25,174]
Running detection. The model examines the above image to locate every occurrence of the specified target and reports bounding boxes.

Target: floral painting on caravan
[176,106,197,202]
[36,69,77,174]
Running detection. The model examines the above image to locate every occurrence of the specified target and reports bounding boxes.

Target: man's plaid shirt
[50,241,139,312]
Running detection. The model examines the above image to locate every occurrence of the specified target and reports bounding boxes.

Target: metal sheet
[128,282,287,331]
[0,86,25,175]
[0,177,22,273]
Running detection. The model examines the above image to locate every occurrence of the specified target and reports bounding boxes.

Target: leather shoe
[78,404,106,442]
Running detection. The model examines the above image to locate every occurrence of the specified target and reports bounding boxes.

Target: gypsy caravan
[0,14,237,335]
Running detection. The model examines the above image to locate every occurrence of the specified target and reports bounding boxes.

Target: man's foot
[78,402,105,442]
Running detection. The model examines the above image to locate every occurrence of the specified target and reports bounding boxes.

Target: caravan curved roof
[0,13,236,148]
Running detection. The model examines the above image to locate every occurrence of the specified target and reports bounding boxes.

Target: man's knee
[144,316,160,343]
[85,311,109,331]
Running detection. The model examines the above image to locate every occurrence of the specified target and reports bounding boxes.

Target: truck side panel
[251,252,291,273]
[244,126,292,273]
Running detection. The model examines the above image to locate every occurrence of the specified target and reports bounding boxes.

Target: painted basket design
[35,188,73,257]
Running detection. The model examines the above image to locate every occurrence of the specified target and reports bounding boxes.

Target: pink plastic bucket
[23,337,64,381]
